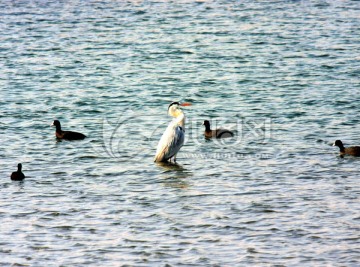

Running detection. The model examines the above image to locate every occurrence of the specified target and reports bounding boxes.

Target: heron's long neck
[175,113,185,128]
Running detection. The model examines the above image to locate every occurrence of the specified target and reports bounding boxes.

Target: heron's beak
[180,102,191,107]
[51,122,55,126]
[332,143,336,146]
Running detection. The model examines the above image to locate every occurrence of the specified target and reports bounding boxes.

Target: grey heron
[154,102,191,162]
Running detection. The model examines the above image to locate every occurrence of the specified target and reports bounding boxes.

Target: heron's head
[168,102,191,118]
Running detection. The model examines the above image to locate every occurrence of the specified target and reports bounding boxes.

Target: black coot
[333,140,360,157]
[51,120,86,140]
[203,120,234,139]
[11,163,25,181]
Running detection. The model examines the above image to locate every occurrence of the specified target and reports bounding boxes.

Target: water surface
[1,1,359,266]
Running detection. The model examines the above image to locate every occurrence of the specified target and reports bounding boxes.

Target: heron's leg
[174,154,177,162]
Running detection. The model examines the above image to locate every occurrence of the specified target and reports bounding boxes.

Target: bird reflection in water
[155,161,192,189]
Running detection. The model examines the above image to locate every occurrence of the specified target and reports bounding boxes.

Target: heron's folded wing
[154,126,184,162]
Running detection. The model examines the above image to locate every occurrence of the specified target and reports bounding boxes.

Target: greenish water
[1,1,359,266]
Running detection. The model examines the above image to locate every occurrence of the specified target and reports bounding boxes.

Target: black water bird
[203,120,234,139]
[51,120,86,140]
[11,163,25,181]
[333,140,360,157]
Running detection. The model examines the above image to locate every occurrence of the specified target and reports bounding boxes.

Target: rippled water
[1,0,360,266]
